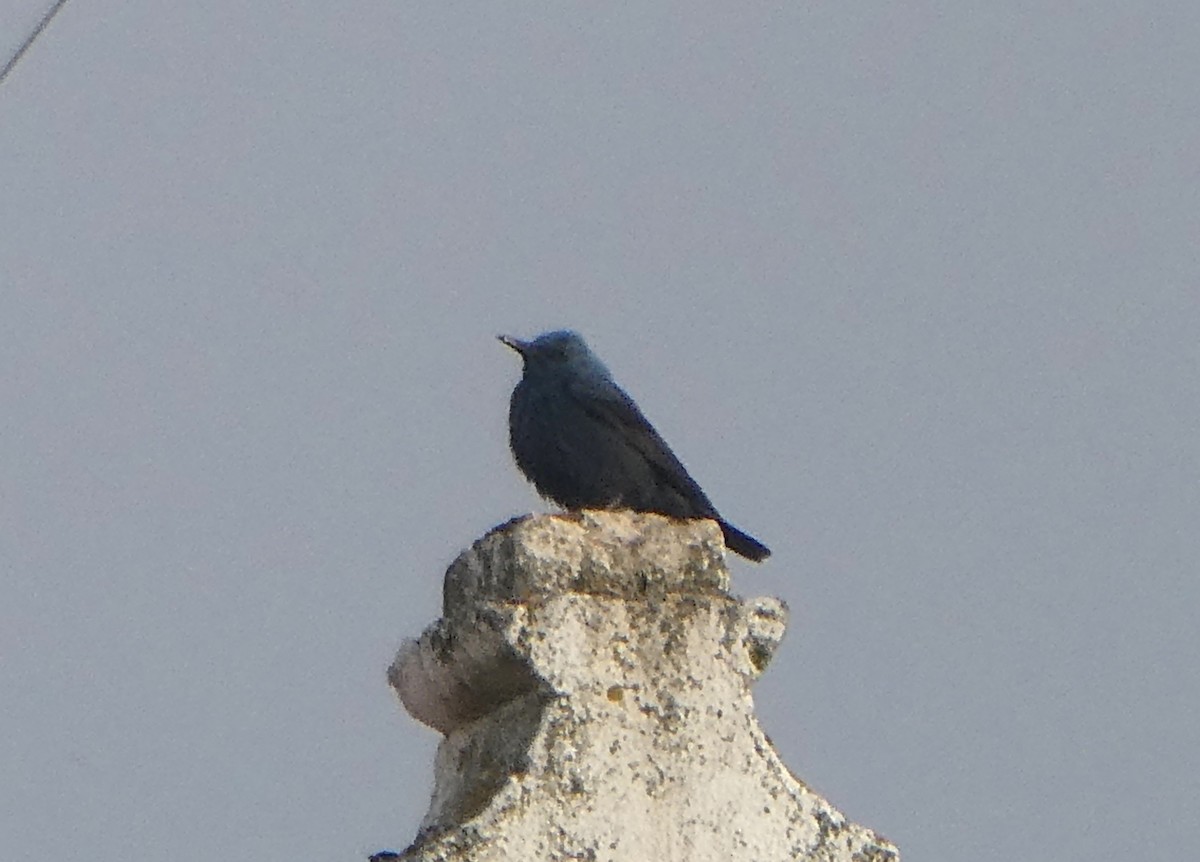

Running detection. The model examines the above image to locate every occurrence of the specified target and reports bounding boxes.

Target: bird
[499,329,770,561]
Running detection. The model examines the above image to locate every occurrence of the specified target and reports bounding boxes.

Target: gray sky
[2,3,1197,860]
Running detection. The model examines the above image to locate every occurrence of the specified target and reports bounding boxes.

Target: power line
[0,0,70,88]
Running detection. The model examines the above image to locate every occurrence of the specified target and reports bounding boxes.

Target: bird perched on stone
[499,330,770,561]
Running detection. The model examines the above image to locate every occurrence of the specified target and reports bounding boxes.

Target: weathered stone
[386,511,898,862]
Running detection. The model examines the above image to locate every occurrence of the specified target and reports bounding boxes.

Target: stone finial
[384,511,898,862]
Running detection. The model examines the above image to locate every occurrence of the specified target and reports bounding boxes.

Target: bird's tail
[719,520,771,562]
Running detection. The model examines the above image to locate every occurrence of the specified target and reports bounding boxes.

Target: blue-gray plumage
[499,330,770,561]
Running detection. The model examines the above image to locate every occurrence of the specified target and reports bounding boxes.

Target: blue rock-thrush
[499,330,770,561]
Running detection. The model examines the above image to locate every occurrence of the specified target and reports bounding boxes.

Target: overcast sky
[2,3,1198,860]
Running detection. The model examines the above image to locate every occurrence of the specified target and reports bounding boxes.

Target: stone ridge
[384,511,898,862]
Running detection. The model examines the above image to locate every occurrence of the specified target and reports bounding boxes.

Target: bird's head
[498,330,611,381]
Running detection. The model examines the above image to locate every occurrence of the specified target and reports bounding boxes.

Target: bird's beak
[498,334,528,356]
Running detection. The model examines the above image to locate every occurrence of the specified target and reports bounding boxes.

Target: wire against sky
[0,0,70,88]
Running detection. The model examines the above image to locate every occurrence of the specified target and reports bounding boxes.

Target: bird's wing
[567,378,716,513]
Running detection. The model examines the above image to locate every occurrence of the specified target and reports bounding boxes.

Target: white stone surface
[385,512,898,862]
